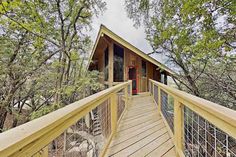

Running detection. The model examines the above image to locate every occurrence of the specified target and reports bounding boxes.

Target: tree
[0,0,106,132]
[125,0,236,108]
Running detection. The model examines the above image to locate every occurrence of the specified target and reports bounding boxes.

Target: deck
[105,94,176,157]
[1,80,235,157]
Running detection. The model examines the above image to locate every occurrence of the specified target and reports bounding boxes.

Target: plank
[110,121,164,147]
[121,110,157,122]
[162,147,176,157]
[127,105,156,112]
[109,127,168,156]
[119,112,160,127]
[108,124,167,155]
[146,139,175,157]
[117,116,161,132]
[128,132,170,157]
[128,101,154,108]
[129,99,153,104]
[131,101,153,107]
[121,112,158,123]
[126,107,158,116]
[124,108,158,118]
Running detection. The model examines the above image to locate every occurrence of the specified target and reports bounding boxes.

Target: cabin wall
[122,47,160,93]
[91,39,162,93]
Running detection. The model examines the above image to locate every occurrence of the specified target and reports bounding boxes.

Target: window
[113,44,124,82]
[104,47,109,81]
[142,60,146,77]
[161,73,167,84]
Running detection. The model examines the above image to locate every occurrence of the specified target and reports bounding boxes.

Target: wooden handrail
[0,81,132,157]
[149,79,236,157]
[150,79,236,131]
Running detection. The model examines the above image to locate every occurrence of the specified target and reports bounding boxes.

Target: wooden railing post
[111,93,118,134]
[174,99,183,157]
[158,86,161,113]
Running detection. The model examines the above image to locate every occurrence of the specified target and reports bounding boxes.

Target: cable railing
[149,79,236,157]
[0,81,132,157]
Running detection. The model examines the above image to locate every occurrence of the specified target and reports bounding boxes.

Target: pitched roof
[88,24,174,75]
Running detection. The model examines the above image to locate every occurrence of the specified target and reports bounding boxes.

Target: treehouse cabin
[1,25,236,157]
[88,25,173,94]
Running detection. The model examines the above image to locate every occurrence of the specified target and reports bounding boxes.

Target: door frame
[128,66,138,94]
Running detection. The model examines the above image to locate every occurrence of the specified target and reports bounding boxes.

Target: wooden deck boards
[105,94,176,157]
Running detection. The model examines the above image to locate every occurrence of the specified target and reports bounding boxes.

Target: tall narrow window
[113,44,124,82]
[161,73,167,84]
[104,47,109,81]
[142,60,146,77]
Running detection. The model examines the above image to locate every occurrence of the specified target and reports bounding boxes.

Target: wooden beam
[108,42,114,87]
[174,99,183,157]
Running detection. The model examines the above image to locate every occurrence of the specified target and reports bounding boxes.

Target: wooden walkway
[105,94,176,157]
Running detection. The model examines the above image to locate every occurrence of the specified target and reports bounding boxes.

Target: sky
[90,0,167,64]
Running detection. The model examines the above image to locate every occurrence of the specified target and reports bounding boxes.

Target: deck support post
[174,99,183,157]
[111,93,118,134]
[158,86,161,113]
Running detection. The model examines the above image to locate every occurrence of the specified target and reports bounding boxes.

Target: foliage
[125,0,236,109]
[0,0,106,131]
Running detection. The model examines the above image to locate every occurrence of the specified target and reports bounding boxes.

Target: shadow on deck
[106,94,176,157]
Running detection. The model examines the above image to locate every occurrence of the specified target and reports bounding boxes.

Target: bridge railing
[149,79,236,157]
[0,81,132,157]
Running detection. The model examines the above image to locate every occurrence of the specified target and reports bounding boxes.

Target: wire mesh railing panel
[153,84,158,105]
[33,99,112,157]
[97,99,111,139]
[149,81,153,95]
[160,89,174,132]
[184,106,236,157]
[117,90,125,121]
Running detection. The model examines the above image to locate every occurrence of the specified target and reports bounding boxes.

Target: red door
[128,66,138,95]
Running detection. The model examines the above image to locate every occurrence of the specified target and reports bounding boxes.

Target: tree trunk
[12,117,18,128]
[0,107,8,132]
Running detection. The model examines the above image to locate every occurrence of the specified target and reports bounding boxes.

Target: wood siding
[91,38,162,93]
